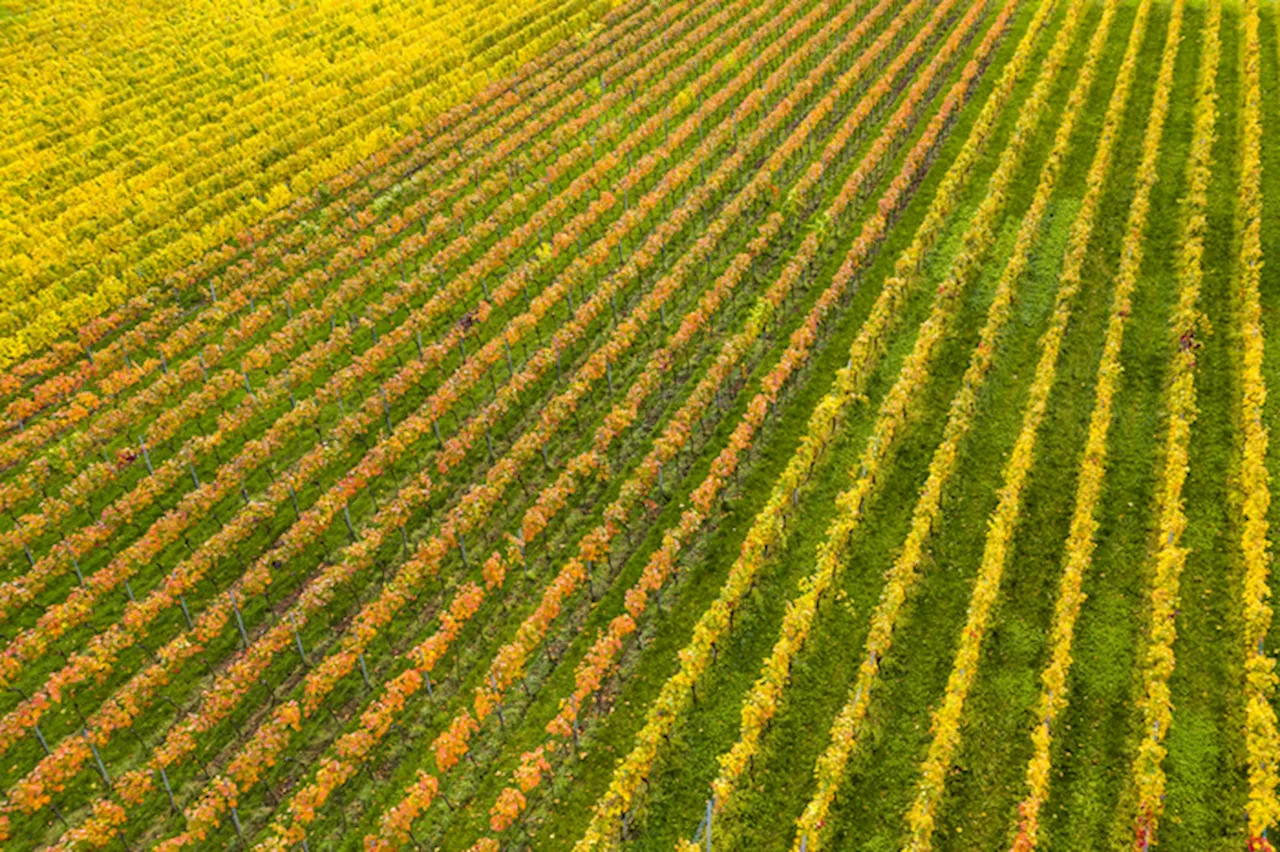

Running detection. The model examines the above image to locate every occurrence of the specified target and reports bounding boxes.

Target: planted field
[0,0,1276,849]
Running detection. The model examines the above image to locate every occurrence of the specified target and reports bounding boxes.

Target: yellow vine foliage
[0,0,615,368]
[1131,0,1218,842]
[1238,0,1278,842]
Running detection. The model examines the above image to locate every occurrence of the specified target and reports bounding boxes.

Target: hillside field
[0,0,1277,849]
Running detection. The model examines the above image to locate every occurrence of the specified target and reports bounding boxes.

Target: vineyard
[0,0,1277,848]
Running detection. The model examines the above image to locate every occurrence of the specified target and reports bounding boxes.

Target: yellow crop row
[1237,0,1278,843]
[1130,0,1219,843]
[895,2,1142,846]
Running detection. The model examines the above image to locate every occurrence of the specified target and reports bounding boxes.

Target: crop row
[356,0,990,843]
[1129,0,1218,844]
[0,0,780,724]
[1237,0,1280,843]
[0,0,653,418]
